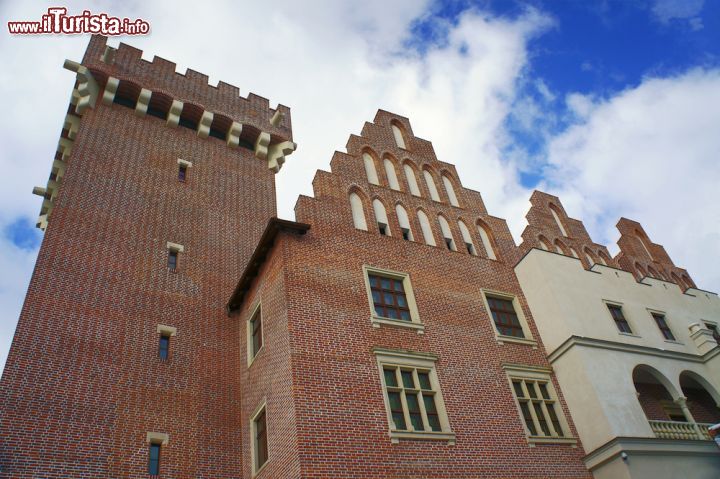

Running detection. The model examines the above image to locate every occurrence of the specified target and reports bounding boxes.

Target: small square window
[607,304,633,334]
[251,404,269,474]
[247,304,263,365]
[363,266,423,333]
[374,348,454,444]
[652,313,675,341]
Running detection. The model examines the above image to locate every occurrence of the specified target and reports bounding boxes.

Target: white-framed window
[363,265,423,333]
[403,163,421,196]
[373,347,455,444]
[250,401,269,475]
[391,123,406,149]
[441,174,459,207]
[363,152,380,185]
[247,303,263,366]
[349,192,368,231]
[503,364,576,445]
[384,158,401,190]
[481,289,536,346]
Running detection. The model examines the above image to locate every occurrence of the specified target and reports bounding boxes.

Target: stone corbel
[63,59,99,115]
[37,214,48,231]
[58,138,73,162]
[197,111,213,138]
[226,121,242,148]
[267,141,296,173]
[135,88,152,116]
[63,114,80,140]
[167,100,183,127]
[101,45,116,65]
[689,322,717,355]
[102,77,119,106]
[254,132,271,160]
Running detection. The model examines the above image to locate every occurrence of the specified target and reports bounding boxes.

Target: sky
[0,0,719,370]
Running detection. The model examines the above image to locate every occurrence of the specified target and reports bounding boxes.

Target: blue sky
[0,0,719,370]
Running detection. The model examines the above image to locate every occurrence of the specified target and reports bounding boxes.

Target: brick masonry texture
[0,39,281,476]
[233,110,592,478]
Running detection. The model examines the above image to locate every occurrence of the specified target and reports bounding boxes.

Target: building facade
[515,192,720,479]
[1,36,718,479]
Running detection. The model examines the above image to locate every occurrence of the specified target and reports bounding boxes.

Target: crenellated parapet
[33,35,296,230]
[518,191,615,269]
[615,218,695,290]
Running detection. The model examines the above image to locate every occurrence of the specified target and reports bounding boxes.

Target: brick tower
[0,36,294,477]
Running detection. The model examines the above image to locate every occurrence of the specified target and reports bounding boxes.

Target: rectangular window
[509,377,566,439]
[607,304,632,334]
[148,443,161,476]
[178,164,187,182]
[401,228,411,241]
[652,313,675,341]
[374,348,454,444]
[158,335,170,360]
[369,274,410,321]
[488,296,525,338]
[253,407,269,472]
[249,307,263,360]
[167,250,178,271]
[705,322,720,345]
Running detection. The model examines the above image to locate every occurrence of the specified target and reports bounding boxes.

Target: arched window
[647,266,659,278]
[373,199,390,236]
[538,236,551,251]
[636,263,647,278]
[569,247,579,259]
[554,240,565,255]
[363,152,379,185]
[403,163,421,196]
[438,216,456,251]
[458,220,475,255]
[417,210,435,246]
[549,204,568,237]
[423,170,440,201]
[395,204,413,241]
[477,222,497,260]
[391,122,406,149]
[584,248,595,266]
[598,251,611,266]
[349,192,367,231]
[383,157,400,190]
[442,175,459,207]
[681,274,693,290]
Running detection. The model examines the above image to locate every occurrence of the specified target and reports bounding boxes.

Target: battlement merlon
[80,35,294,161]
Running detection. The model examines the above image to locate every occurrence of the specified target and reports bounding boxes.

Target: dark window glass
[255,409,268,470]
[533,402,551,436]
[400,370,414,388]
[444,238,453,250]
[539,383,551,400]
[705,323,720,345]
[209,127,226,141]
[608,304,632,333]
[487,297,525,338]
[178,165,187,182]
[384,368,397,387]
[653,313,675,340]
[512,380,525,398]
[158,335,170,360]
[388,391,406,430]
[519,402,537,435]
[178,117,197,130]
[406,393,423,430]
[251,310,262,358]
[546,403,563,435]
[148,443,161,475]
[369,274,411,321]
[423,394,441,431]
[465,242,474,254]
[113,94,135,109]
[378,223,388,236]
[147,106,166,120]
[417,372,431,390]
[401,228,410,241]
[168,251,178,271]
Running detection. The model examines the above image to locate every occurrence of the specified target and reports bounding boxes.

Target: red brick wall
[0,40,283,477]
[685,387,720,424]
[271,111,592,478]
[636,383,675,421]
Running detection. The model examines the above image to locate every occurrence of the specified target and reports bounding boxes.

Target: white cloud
[541,69,720,290]
[651,0,704,28]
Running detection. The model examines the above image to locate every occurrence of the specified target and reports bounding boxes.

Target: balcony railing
[649,420,713,440]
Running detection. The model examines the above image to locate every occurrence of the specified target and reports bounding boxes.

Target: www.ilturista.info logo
[8,7,150,35]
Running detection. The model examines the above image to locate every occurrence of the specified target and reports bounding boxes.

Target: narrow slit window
[254,408,269,471]
[704,323,720,345]
[158,334,170,360]
[607,304,632,334]
[167,250,178,271]
[178,164,187,182]
[652,313,675,341]
[148,443,161,476]
[249,308,263,360]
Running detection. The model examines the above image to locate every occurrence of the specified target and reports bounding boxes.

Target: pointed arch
[636,263,648,279]
[670,272,682,286]
[437,215,456,251]
[441,174,460,207]
[476,221,497,260]
[362,150,380,185]
[554,239,568,255]
[635,229,654,261]
[395,203,413,241]
[403,160,421,196]
[417,209,436,246]
[391,121,406,149]
[458,220,476,255]
[549,203,568,237]
[538,235,551,251]
[681,274,693,290]
[348,189,368,231]
[647,265,659,278]
[583,247,596,267]
[383,155,401,191]
[372,198,391,236]
[569,247,579,259]
[598,250,611,266]
[423,168,441,202]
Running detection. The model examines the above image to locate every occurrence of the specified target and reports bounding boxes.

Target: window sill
[252,459,269,477]
[496,335,537,348]
[663,339,684,345]
[618,332,641,338]
[389,430,455,445]
[371,315,424,334]
[248,346,264,368]
[527,435,578,447]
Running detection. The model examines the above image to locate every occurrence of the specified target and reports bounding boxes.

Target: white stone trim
[177,158,193,168]
[250,400,269,476]
[157,324,177,337]
[480,289,537,346]
[362,265,423,334]
[146,431,169,445]
[166,242,184,253]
